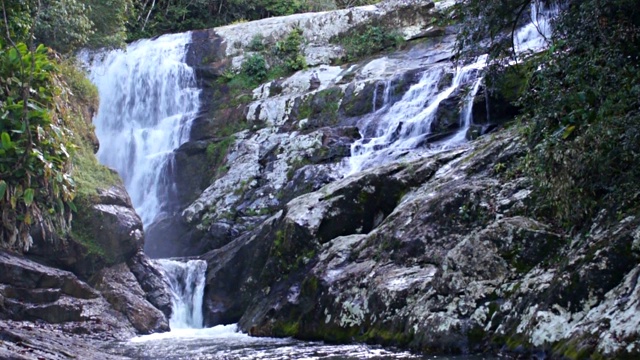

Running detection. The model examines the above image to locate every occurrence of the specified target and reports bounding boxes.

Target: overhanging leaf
[0,180,6,199]
[24,188,34,207]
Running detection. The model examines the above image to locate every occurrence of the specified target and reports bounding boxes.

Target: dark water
[104,325,495,360]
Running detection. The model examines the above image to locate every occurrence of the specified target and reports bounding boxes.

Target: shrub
[334,26,404,62]
[275,28,307,72]
[242,54,268,83]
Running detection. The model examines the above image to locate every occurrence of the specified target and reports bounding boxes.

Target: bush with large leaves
[0,42,75,251]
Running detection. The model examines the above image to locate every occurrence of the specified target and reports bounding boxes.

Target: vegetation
[217,27,307,112]
[332,25,404,62]
[3,0,131,53]
[127,0,382,40]
[0,0,126,252]
[0,42,75,251]
[457,0,640,229]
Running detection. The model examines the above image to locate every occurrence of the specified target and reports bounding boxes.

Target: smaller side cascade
[156,259,207,329]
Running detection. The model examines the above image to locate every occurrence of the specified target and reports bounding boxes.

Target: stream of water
[84,32,200,227]
[87,4,559,358]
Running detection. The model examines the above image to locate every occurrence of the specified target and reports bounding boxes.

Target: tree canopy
[126,0,381,40]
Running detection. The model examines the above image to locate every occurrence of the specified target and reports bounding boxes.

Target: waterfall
[514,1,561,53]
[347,2,561,174]
[83,32,200,227]
[348,55,487,173]
[156,259,207,329]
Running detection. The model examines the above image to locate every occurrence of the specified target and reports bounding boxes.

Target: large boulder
[0,251,136,338]
[127,250,173,319]
[27,184,144,279]
[90,263,170,334]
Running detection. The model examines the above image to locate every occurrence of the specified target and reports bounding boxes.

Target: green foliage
[59,60,99,105]
[1,0,131,53]
[0,42,74,251]
[241,54,268,83]
[206,137,235,175]
[84,0,132,49]
[334,26,404,62]
[336,0,380,7]
[275,28,307,72]
[35,0,94,53]
[458,0,640,228]
[247,34,266,52]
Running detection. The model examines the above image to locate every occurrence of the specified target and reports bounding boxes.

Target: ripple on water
[105,324,495,360]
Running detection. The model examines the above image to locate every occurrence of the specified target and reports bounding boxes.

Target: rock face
[170,0,466,258]
[0,251,135,336]
[2,184,173,356]
[90,263,169,334]
[27,184,144,279]
[195,128,640,359]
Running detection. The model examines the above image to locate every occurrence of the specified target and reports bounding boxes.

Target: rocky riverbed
[1,0,638,359]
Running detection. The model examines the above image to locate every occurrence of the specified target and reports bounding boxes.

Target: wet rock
[471,85,521,128]
[145,215,208,258]
[432,89,463,134]
[0,251,136,338]
[28,183,143,279]
[91,263,170,334]
[201,213,283,326]
[0,251,98,300]
[0,320,125,359]
[127,250,173,319]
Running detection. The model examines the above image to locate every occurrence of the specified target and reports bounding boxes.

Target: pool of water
[104,324,494,360]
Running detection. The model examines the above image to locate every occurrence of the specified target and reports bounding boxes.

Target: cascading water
[156,259,207,329]
[84,33,200,227]
[347,2,560,174]
[348,55,487,174]
[83,33,206,331]
[514,1,561,53]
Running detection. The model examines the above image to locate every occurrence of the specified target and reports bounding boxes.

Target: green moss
[207,137,234,173]
[60,60,99,107]
[297,97,313,120]
[331,26,405,63]
[273,321,300,337]
[361,327,412,346]
[552,339,596,360]
[301,276,320,296]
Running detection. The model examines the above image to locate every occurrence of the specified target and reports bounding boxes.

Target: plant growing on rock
[242,54,269,83]
[275,28,307,72]
[0,42,75,251]
[333,25,404,62]
[457,0,640,228]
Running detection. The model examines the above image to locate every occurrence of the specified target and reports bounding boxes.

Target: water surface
[105,325,494,360]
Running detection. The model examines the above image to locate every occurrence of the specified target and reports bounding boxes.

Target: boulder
[91,263,170,334]
[0,251,136,338]
[127,250,173,319]
[28,184,144,279]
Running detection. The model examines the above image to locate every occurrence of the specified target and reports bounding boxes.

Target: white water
[348,55,487,174]
[347,2,561,174]
[514,1,561,54]
[84,32,200,226]
[156,259,207,329]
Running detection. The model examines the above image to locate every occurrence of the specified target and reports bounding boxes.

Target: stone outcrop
[0,251,135,337]
[2,173,172,357]
[90,263,169,334]
[195,128,640,359]
[27,183,144,279]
